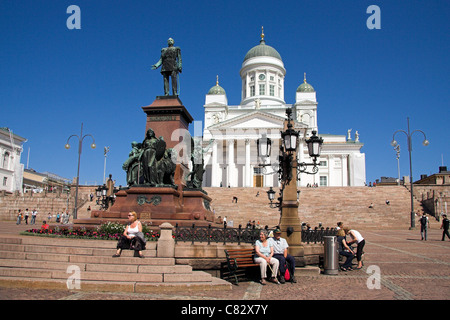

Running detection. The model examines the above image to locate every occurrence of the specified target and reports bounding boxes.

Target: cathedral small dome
[297,74,315,92]
[207,76,226,95]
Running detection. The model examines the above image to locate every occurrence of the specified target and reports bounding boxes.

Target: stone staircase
[205,186,432,230]
[0,235,231,292]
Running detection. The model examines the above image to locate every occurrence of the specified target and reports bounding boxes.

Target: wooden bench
[221,248,259,285]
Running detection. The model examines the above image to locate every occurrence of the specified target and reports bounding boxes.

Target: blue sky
[1,0,449,187]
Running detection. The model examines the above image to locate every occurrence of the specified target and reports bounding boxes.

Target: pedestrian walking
[419,213,430,241]
[30,209,37,225]
[24,209,29,225]
[441,214,450,241]
[16,209,22,225]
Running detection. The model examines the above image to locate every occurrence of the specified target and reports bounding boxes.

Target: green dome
[208,84,226,95]
[297,78,315,92]
[208,76,226,95]
[243,39,282,62]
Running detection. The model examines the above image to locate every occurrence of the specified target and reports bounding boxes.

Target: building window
[259,84,265,95]
[250,85,255,97]
[2,152,9,169]
[319,161,327,167]
[254,167,263,175]
[2,177,7,186]
[270,85,275,96]
[320,176,327,186]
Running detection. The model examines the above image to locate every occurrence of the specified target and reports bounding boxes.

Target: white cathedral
[201,31,366,188]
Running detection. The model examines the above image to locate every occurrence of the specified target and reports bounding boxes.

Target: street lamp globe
[91,143,97,149]
[391,140,398,147]
[267,187,276,202]
[422,139,429,146]
[257,134,272,158]
[281,126,299,153]
[64,143,71,150]
[305,131,323,159]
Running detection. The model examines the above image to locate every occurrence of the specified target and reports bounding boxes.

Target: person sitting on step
[113,211,146,258]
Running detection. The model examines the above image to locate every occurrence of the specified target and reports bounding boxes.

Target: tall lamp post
[257,107,323,262]
[394,144,401,185]
[391,117,429,229]
[103,146,110,184]
[65,123,96,220]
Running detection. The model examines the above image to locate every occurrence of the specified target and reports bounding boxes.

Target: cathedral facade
[201,32,365,188]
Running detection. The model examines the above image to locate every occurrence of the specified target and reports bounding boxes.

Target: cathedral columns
[211,141,219,187]
[342,154,349,186]
[245,139,251,187]
[227,139,235,187]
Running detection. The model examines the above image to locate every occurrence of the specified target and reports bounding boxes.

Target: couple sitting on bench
[254,228,297,285]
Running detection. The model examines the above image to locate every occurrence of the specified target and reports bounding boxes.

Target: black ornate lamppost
[391,117,429,229]
[65,123,96,220]
[96,184,109,210]
[266,187,301,210]
[257,107,323,260]
[257,108,323,187]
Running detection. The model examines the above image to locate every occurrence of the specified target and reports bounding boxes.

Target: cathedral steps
[0,235,231,292]
[204,186,432,229]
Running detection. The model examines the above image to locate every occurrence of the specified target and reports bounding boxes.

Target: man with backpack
[419,213,430,241]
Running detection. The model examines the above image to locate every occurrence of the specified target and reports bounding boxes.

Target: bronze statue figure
[157,148,176,186]
[186,137,205,189]
[123,128,178,187]
[140,129,166,186]
[122,141,143,186]
[152,38,182,96]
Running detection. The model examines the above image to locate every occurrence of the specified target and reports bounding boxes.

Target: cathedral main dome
[243,29,282,62]
[239,28,286,106]
[243,40,282,62]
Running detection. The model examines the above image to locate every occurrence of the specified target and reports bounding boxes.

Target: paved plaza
[0,222,449,301]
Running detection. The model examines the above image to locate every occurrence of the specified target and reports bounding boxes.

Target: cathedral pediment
[207,111,285,130]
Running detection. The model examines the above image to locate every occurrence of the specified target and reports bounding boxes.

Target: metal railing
[174,224,266,245]
[174,223,336,245]
[301,227,337,244]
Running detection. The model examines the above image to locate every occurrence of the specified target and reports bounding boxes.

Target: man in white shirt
[270,228,296,284]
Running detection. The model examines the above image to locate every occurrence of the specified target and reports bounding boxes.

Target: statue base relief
[74,185,216,229]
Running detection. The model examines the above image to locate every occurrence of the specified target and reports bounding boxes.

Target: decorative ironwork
[137,195,162,206]
[174,224,271,245]
[301,227,337,244]
[174,224,336,245]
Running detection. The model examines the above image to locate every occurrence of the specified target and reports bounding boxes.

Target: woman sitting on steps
[113,211,146,258]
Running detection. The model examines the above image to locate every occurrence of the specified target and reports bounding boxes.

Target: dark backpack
[420,216,427,226]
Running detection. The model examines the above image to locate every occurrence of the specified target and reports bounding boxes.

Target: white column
[328,155,333,187]
[245,139,251,187]
[342,155,348,187]
[211,141,218,187]
[227,139,235,187]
